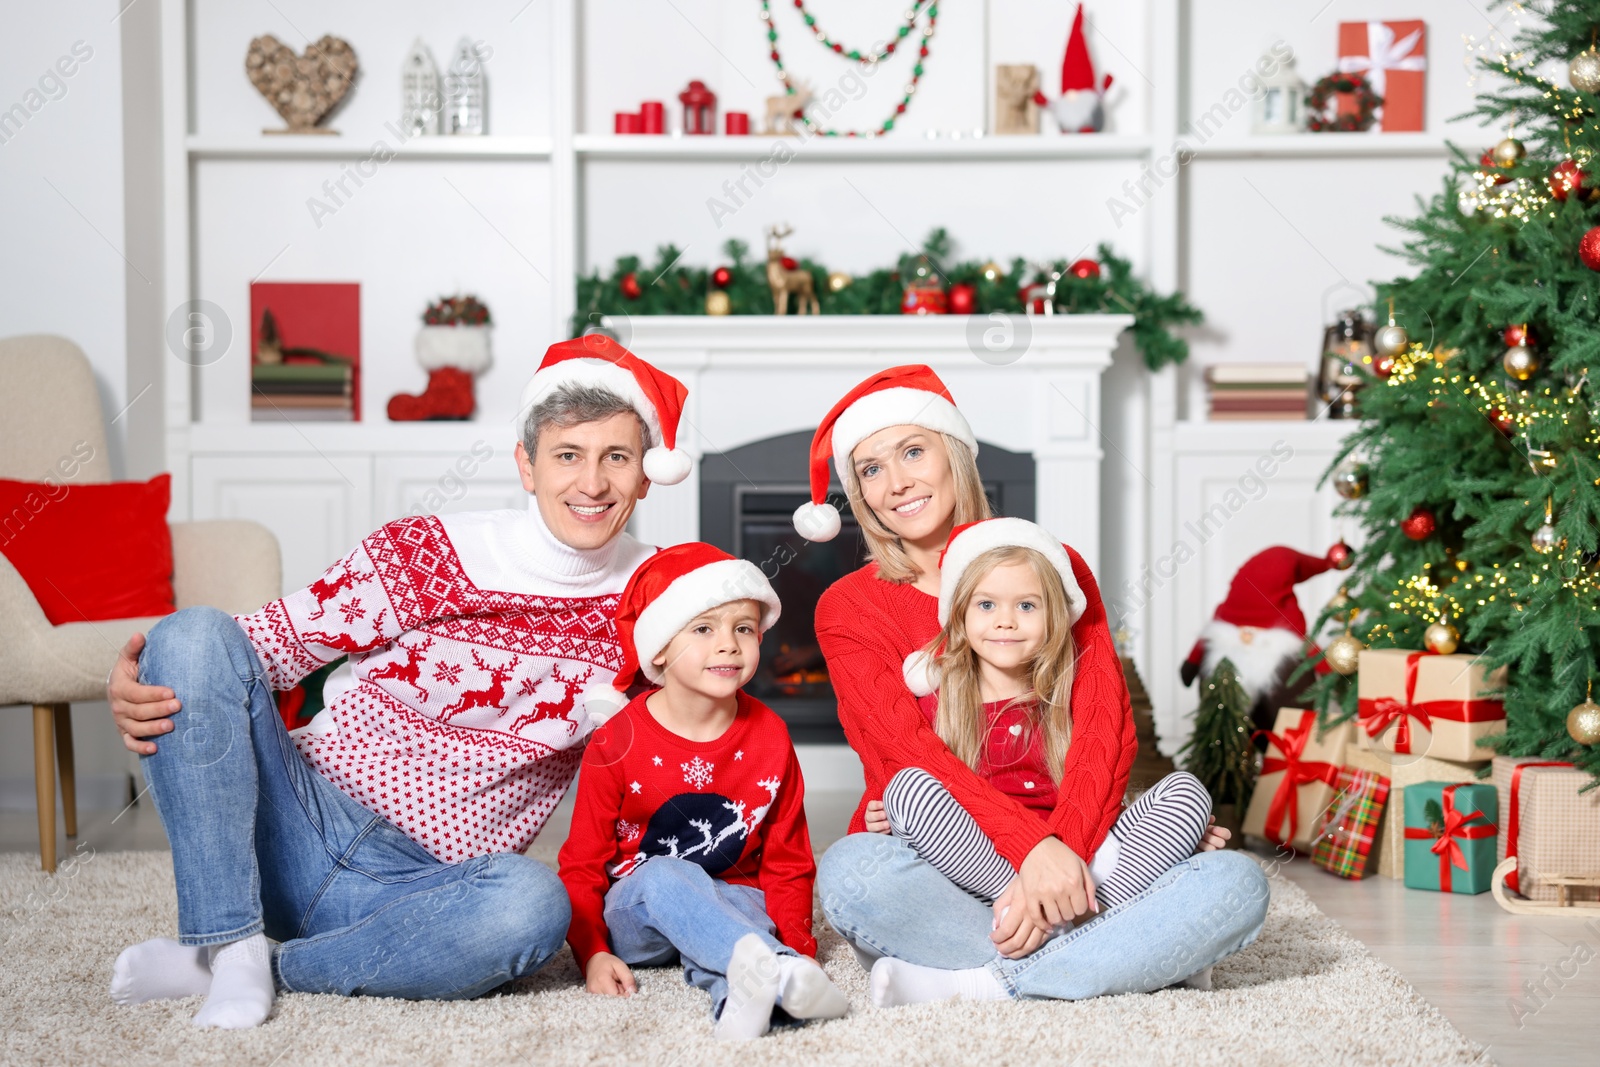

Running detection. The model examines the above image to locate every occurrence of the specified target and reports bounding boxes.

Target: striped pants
[881,768,1213,909]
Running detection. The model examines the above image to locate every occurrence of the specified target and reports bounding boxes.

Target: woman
[800,365,1268,998]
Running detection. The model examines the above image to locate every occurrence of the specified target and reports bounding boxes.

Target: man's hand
[108,632,180,755]
[584,952,636,996]
[864,799,891,834]
[1197,815,1231,852]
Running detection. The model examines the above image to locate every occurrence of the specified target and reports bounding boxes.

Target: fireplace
[699,429,1035,742]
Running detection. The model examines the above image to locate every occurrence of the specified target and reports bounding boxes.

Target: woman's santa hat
[902,517,1088,697]
[517,334,692,485]
[1184,545,1335,697]
[792,364,978,542]
[588,543,782,719]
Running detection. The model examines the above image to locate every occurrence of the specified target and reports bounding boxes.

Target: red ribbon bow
[1253,710,1341,846]
[1404,784,1496,892]
[1357,651,1503,754]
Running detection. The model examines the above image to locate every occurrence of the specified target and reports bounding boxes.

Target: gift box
[1242,707,1357,850]
[1345,746,1486,880]
[1402,782,1497,893]
[1493,756,1600,903]
[1337,20,1427,132]
[1311,766,1391,878]
[1356,649,1505,761]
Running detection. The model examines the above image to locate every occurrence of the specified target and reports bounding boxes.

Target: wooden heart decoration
[245,34,359,134]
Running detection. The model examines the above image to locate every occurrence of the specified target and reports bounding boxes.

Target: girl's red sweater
[814,544,1136,867]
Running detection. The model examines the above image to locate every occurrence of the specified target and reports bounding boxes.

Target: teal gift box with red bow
[1402,781,1499,894]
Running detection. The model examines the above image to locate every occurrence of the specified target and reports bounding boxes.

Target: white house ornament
[444,37,487,135]
[401,39,441,137]
[1251,53,1306,135]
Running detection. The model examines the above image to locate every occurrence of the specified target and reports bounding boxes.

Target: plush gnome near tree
[1032,3,1114,133]
[387,294,493,421]
[1180,545,1336,736]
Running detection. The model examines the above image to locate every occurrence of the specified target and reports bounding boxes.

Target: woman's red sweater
[814,544,1136,867]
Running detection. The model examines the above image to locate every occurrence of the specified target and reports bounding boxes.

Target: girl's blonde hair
[926,545,1076,785]
[843,432,991,584]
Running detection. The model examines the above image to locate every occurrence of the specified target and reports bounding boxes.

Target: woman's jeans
[818,832,1269,998]
[137,606,570,999]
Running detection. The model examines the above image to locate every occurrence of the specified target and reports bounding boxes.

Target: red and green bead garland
[759,0,939,137]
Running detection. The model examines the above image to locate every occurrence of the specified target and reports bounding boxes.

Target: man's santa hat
[902,517,1087,697]
[587,543,782,720]
[792,364,978,542]
[517,335,692,485]
[1185,545,1335,697]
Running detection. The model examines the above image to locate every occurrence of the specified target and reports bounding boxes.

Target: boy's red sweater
[814,544,1136,868]
[557,689,817,969]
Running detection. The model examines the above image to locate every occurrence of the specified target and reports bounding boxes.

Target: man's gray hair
[522,383,650,457]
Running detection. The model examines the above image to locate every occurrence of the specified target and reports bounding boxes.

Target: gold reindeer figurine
[766,224,818,315]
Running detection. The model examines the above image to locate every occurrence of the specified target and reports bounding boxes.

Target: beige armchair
[0,335,282,871]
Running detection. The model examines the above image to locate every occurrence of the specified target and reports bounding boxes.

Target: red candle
[725,111,750,135]
[640,101,665,134]
[614,112,642,134]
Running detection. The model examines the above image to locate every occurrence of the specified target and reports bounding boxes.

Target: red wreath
[1307,72,1382,133]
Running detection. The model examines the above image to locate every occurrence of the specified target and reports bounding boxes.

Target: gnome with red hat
[1180,545,1337,735]
[1032,3,1114,133]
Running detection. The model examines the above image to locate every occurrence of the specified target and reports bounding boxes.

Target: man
[104,336,689,1028]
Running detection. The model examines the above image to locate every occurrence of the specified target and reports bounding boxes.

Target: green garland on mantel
[573,230,1203,370]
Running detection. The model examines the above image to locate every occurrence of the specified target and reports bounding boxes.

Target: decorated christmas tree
[1307,1,1600,782]
[1178,658,1257,811]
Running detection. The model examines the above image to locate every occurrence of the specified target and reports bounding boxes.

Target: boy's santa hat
[1185,546,1335,696]
[517,334,692,485]
[792,364,978,542]
[902,517,1087,697]
[594,543,782,716]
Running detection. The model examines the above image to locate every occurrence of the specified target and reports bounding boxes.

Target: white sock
[870,957,1008,1007]
[192,933,274,1030]
[1180,965,1213,991]
[110,938,213,1005]
[775,954,848,1020]
[715,933,780,1041]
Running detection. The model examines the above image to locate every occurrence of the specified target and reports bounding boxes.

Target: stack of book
[1205,364,1310,421]
[251,361,354,421]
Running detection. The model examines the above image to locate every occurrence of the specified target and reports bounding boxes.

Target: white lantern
[401,39,441,137]
[1251,54,1306,135]
[444,37,487,135]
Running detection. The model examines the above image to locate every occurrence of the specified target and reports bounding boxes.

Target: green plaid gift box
[1311,767,1392,879]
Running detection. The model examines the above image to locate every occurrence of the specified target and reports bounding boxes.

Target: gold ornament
[1375,323,1410,357]
[1424,617,1460,655]
[1324,633,1364,675]
[1570,47,1600,93]
[981,261,1005,281]
[1332,461,1368,500]
[1326,586,1351,615]
[1491,136,1526,167]
[826,271,852,293]
[705,290,731,316]
[1503,344,1539,381]
[1569,682,1600,745]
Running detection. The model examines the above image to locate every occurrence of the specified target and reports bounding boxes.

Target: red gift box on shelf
[1337,20,1427,132]
[1311,766,1391,879]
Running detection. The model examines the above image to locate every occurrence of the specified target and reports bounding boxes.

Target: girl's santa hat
[1184,545,1335,697]
[518,334,692,485]
[902,517,1087,697]
[792,364,978,542]
[589,543,782,720]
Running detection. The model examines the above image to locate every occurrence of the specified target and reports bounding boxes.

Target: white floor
[4,789,1595,1067]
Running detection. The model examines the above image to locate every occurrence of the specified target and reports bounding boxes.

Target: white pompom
[583,685,628,727]
[643,447,692,486]
[792,501,842,542]
[902,650,937,697]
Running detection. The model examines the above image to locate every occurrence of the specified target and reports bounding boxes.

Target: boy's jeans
[137,606,570,999]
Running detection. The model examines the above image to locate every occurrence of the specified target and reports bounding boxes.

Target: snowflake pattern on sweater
[233,509,654,863]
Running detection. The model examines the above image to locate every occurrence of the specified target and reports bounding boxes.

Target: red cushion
[0,473,175,625]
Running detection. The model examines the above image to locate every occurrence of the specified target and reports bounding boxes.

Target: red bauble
[948,282,977,315]
[780,256,799,271]
[620,272,642,300]
[1502,323,1533,347]
[1581,227,1600,271]
[1372,354,1395,379]
[1401,506,1437,541]
[1328,541,1355,570]
[1480,151,1512,185]
[711,266,733,288]
[1068,258,1101,280]
[1550,159,1589,201]
[1488,407,1516,435]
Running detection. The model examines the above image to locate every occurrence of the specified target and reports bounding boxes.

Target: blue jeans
[818,832,1268,998]
[136,606,570,999]
[603,856,796,1017]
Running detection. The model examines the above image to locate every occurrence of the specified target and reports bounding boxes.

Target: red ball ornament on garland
[1401,506,1437,541]
[1550,159,1589,201]
[1581,227,1600,271]
[1068,258,1101,280]
[948,282,977,315]
[620,272,643,300]
[1328,540,1355,570]
[780,256,799,271]
[1502,323,1533,348]
[1372,353,1396,379]
[1480,151,1512,185]
[711,266,733,288]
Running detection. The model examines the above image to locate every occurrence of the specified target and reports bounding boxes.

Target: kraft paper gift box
[1402,781,1498,894]
[1242,707,1357,851]
[1337,20,1427,132]
[1493,755,1600,903]
[1310,766,1390,879]
[1356,649,1505,762]
[1345,746,1487,880]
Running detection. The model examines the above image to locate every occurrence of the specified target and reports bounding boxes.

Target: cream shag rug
[0,852,1482,1067]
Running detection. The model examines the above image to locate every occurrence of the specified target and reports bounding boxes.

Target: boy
[557,543,848,1040]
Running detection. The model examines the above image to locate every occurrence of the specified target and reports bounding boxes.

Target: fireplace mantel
[618,314,1134,569]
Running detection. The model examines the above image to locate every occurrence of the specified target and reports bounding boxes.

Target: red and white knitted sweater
[814,545,1136,867]
[233,505,654,863]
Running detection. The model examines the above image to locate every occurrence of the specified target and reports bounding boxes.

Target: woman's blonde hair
[843,431,991,584]
[926,545,1077,785]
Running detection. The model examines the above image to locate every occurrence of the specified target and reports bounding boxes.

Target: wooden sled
[1491,857,1600,916]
